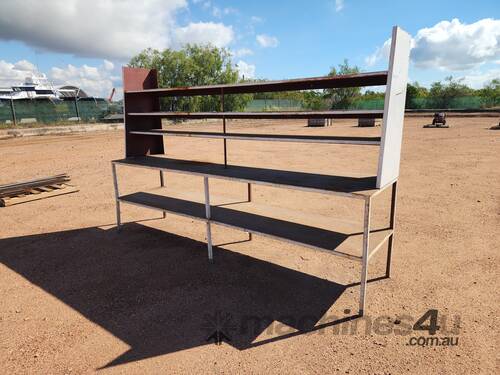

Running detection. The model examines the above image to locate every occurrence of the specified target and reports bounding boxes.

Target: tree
[325,59,361,109]
[428,76,473,108]
[479,79,500,108]
[405,82,428,109]
[302,91,326,110]
[129,45,252,112]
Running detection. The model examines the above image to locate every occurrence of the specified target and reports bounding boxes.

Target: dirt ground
[0,116,498,374]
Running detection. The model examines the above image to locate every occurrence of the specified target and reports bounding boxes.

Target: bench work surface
[113,156,379,197]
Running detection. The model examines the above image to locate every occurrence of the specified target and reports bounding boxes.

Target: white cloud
[0,58,120,98]
[49,61,120,98]
[13,60,37,72]
[103,60,114,71]
[412,18,500,70]
[0,0,187,59]
[250,16,263,23]
[204,2,237,19]
[335,0,344,12]
[233,48,253,57]
[256,34,279,48]
[458,68,500,89]
[0,59,37,87]
[0,0,237,60]
[236,60,255,79]
[366,18,500,71]
[365,38,392,66]
[174,22,234,48]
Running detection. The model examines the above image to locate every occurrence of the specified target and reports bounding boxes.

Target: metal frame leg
[204,177,213,262]
[386,181,398,278]
[247,182,252,240]
[111,163,121,231]
[206,221,213,262]
[160,170,166,218]
[359,197,372,316]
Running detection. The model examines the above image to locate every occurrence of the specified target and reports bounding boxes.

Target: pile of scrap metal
[424,112,449,128]
[0,174,78,207]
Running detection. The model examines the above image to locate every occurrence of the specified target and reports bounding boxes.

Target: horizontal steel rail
[368,230,394,260]
[128,130,381,145]
[128,110,384,119]
[125,71,388,96]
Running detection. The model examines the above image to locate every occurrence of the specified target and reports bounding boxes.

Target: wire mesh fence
[0,98,122,125]
[0,94,496,127]
[244,99,304,111]
[244,96,499,111]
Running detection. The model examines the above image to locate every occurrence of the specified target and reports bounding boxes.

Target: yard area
[0,116,498,374]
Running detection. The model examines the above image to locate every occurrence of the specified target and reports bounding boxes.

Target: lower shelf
[118,192,392,261]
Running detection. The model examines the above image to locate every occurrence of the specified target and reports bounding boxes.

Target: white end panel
[376,26,411,188]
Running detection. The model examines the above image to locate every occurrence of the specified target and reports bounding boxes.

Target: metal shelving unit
[111,26,411,316]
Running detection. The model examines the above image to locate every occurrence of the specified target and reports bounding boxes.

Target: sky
[0,0,498,99]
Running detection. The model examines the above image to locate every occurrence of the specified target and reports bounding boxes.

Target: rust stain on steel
[123,67,159,91]
[123,67,164,157]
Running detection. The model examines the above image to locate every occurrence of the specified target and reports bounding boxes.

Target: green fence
[1,95,496,126]
[349,98,385,110]
[245,96,498,111]
[340,96,497,110]
[245,99,304,111]
[0,98,121,125]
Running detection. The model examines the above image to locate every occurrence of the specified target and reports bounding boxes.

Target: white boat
[0,73,77,100]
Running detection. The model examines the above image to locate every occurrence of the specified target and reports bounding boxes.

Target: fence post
[74,96,80,122]
[10,98,17,126]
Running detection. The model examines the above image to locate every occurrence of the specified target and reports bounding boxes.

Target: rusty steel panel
[123,67,164,157]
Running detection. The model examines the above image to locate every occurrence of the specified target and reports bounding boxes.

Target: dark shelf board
[124,71,388,97]
[113,156,379,198]
[127,110,384,119]
[119,192,392,259]
[128,130,381,145]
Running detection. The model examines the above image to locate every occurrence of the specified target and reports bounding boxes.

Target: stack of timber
[0,174,78,207]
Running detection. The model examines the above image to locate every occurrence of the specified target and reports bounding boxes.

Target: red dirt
[0,116,498,374]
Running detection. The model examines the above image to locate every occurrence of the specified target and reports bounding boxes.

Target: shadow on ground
[0,223,354,368]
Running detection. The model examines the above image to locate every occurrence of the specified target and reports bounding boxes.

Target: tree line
[129,45,500,111]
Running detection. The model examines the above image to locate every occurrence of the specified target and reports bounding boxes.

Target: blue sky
[0,0,498,98]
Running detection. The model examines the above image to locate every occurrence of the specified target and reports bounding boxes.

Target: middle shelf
[128,129,381,145]
[113,156,379,198]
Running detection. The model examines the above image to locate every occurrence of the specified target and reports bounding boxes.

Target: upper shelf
[124,71,388,97]
[127,110,384,119]
[128,129,381,145]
